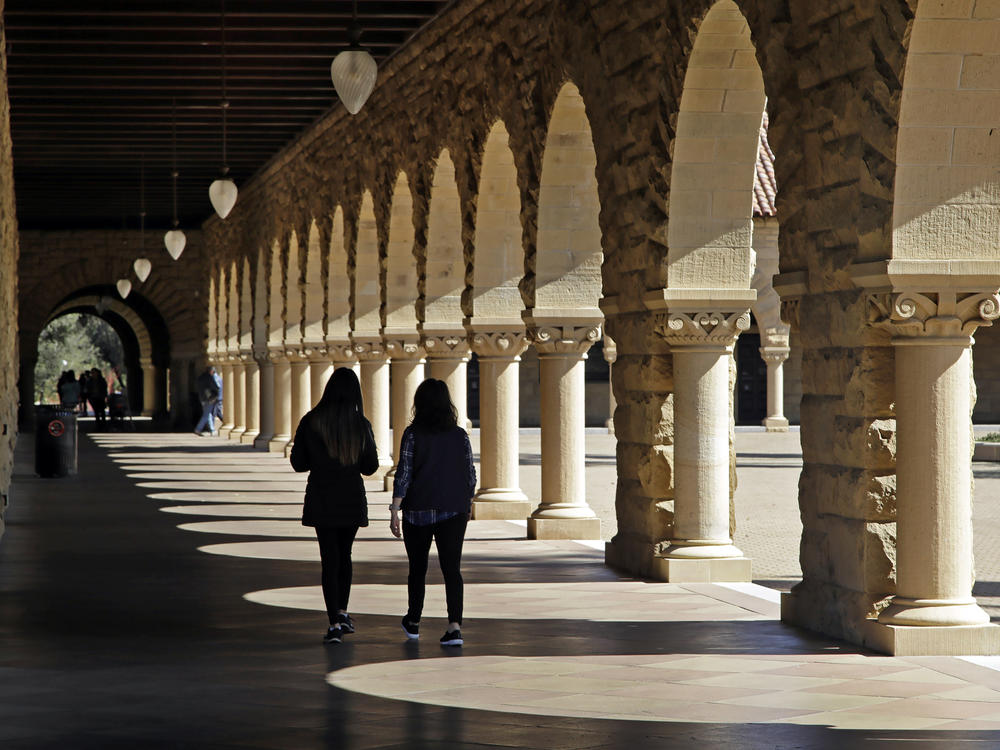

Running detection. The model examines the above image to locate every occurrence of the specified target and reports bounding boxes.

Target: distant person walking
[390,379,476,647]
[57,370,80,410]
[87,368,108,429]
[194,366,220,436]
[78,370,90,414]
[290,368,379,644]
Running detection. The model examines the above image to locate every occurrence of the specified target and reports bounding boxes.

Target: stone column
[219,361,236,438]
[253,351,275,450]
[140,357,156,417]
[268,353,292,453]
[469,330,531,520]
[656,310,752,581]
[309,349,334,408]
[423,332,469,429]
[241,357,260,445]
[287,351,312,453]
[352,339,393,478]
[384,338,425,490]
[228,360,247,441]
[864,290,1000,655]
[603,336,617,434]
[760,345,790,432]
[525,324,602,540]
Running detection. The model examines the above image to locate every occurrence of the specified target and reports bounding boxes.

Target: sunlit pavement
[2,430,1000,747]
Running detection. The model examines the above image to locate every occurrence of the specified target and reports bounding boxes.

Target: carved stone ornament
[284,347,310,362]
[327,343,356,363]
[602,336,618,364]
[469,330,528,359]
[780,299,800,331]
[657,310,750,348]
[350,339,388,361]
[759,346,790,366]
[422,333,470,358]
[867,290,1000,339]
[529,324,602,355]
[383,338,425,359]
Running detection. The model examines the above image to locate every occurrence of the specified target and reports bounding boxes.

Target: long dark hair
[411,378,458,433]
[312,367,367,464]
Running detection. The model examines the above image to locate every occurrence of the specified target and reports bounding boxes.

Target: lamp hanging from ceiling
[209,0,238,219]
[330,0,377,115]
[116,279,132,299]
[134,155,151,283]
[165,98,187,259]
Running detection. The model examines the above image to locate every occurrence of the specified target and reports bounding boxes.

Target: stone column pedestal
[241,358,260,445]
[760,345,790,432]
[353,339,393,479]
[228,360,247,441]
[218,362,236,437]
[469,330,531,520]
[423,331,470,430]
[656,310,752,582]
[385,337,425,492]
[861,290,1000,655]
[268,355,292,453]
[525,322,602,540]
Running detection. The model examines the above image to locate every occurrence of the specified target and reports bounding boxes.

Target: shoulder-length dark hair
[411,378,458,433]
[312,367,367,464]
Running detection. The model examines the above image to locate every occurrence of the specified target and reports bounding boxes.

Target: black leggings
[402,514,468,625]
[315,525,359,625]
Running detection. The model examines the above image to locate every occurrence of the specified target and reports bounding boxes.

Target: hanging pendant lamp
[134,155,152,284]
[330,0,377,115]
[134,258,152,282]
[116,279,132,299]
[165,98,187,259]
[209,0,237,219]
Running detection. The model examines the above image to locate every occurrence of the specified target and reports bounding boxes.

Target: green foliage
[34,314,124,404]
[979,432,1000,443]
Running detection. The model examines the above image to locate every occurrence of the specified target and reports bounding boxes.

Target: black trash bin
[35,406,78,478]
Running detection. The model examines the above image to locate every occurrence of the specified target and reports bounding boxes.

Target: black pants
[402,513,468,625]
[315,525,359,626]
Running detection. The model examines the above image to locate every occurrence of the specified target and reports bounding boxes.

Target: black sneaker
[337,613,355,634]
[323,626,342,644]
[401,616,419,640]
[440,629,463,647]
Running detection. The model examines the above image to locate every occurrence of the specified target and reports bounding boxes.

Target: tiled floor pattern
[85,431,1000,735]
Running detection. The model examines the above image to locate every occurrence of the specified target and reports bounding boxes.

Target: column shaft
[219,363,235,436]
[386,356,425,489]
[253,358,275,449]
[427,357,468,429]
[761,347,789,432]
[359,357,392,476]
[310,360,334,408]
[241,361,260,444]
[140,361,156,417]
[268,359,291,452]
[289,359,311,440]
[229,362,246,441]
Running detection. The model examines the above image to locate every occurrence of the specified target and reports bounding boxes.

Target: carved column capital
[469,330,529,359]
[779,299,800,331]
[267,345,288,363]
[422,332,470,359]
[324,337,357,364]
[528,324,602,356]
[384,337,425,360]
[602,335,618,364]
[656,310,750,349]
[350,338,388,361]
[868,290,1000,342]
[759,346,790,366]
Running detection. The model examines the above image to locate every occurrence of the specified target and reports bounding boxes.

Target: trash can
[35,406,78,478]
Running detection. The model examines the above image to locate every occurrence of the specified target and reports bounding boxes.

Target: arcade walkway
[3,433,1000,748]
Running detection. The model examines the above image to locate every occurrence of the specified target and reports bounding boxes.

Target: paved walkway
[2,429,1000,746]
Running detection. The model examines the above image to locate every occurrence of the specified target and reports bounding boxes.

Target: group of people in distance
[56,368,115,427]
[193,365,224,436]
[290,369,475,647]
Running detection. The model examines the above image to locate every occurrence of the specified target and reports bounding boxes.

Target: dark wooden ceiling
[4,1,449,231]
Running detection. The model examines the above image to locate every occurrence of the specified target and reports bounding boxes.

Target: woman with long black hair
[389,378,476,647]
[291,367,379,644]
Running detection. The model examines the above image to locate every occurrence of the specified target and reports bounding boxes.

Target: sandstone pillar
[218,362,236,438]
[352,339,393,478]
[760,346,790,432]
[603,336,617,434]
[253,352,275,449]
[228,360,247,441]
[309,353,334,408]
[864,289,1000,655]
[469,330,530,519]
[385,338,425,490]
[241,358,260,445]
[139,357,156,417]
[525,323,602,540]
[423,332,469,430]
[656,310,752,581]
[287,352,311,452]
[268,355,292,452]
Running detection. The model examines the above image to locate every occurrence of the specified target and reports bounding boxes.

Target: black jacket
[289,412,379,528]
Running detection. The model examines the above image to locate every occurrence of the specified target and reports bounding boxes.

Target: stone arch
[303,220,324,345]
[422,150,464,330]
[253,245,268,352]
[353,191,381,337]
[383,172,418,334]
[226,260,239,354]
[532,81,603,314]
[267,238,285,348]
[239,256,252,353]
[207,268,219,361]
[469,120,523,324]
[285,228,304,344]
[328,206,351,341]
[666,0,765,292]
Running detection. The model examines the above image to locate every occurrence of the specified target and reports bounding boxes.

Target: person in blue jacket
[389,378,476,647]
[290,368,379,644]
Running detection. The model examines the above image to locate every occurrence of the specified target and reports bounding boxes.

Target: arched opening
[352,191,380,338]
[384,172,417,336]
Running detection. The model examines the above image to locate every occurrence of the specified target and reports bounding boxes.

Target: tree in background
[35,314,124,404]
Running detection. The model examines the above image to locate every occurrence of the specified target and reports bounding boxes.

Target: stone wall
[0,0,18,540]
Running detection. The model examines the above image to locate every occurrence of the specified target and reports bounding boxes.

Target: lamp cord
[221,0,228,175]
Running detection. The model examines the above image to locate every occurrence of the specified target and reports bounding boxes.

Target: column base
[240,430,260,445]
[253,433,273,450]
[606,417,614,435]
[283,441,294,459]
[219,427,234,439]
[267,435,290,453]
[652,555,752,583]
[371,461,392,483]
[527,516,600,540]
[862,620,1000,656]
[878,597,991,627]
[228,427,246,442]
[472,498,533,520]
[383,468,395,492]
[763,416,789,432]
